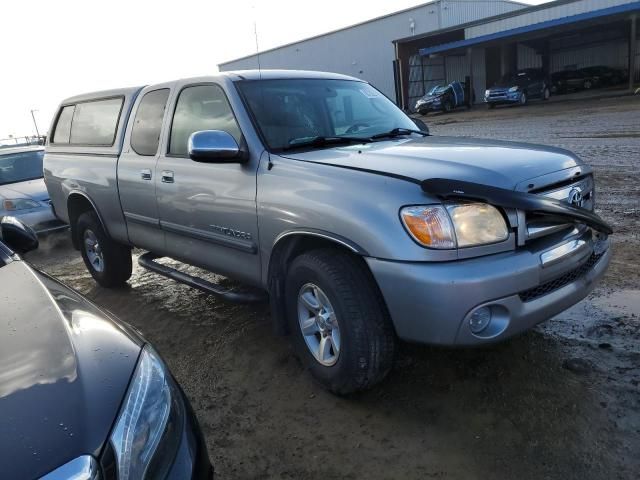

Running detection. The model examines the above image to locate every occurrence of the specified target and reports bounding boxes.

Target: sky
[0,0,549,139]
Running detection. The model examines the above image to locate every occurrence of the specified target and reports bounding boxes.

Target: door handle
[140,169,152,180]
[161,170,174,183]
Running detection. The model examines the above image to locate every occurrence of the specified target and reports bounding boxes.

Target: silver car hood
[0,178,49,201]
[280,136,583,190]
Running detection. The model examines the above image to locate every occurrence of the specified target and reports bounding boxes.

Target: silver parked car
[44,70,611,394]
[0,145,67,234]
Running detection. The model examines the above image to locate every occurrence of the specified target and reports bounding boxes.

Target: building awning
[419,1,640,56]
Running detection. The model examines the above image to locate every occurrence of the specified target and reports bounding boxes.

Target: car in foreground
[45,70,611,394]
[0,217,212,479]
[0,145,67,234]
[485,69,550,107]
[414,81,470,114]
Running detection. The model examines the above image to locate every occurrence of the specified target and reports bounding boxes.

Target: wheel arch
[67,192,110,249]
[266,230,370,336]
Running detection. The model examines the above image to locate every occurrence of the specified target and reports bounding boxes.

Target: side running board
[138,252,267,304]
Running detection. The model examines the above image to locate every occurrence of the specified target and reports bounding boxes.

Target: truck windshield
[237,79,418,151]
[0,150,44,185]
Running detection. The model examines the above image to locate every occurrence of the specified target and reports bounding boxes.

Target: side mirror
[188,130,245,163]
[412,117,429,134]
[0,216,38,254]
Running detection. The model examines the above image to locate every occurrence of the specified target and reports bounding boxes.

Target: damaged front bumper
[367,227,610,346]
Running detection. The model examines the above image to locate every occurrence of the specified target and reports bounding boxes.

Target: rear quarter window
[70,97,124,146]
[52,105,75,144]
[131,89,170,156]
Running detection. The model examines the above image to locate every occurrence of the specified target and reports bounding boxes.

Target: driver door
[154,82,261,285]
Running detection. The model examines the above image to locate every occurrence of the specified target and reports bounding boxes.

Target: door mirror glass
[188,130,243,162]
[0,216,38,254]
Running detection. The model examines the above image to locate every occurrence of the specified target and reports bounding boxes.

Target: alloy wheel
[297,283,341,366]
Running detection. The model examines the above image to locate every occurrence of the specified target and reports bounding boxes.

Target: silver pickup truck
[44,70,612,394]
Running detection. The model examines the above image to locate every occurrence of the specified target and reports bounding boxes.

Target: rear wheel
[77,211,132,288]
[285,249,395,395]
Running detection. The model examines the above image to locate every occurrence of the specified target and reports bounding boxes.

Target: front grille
[519,252,604,302]
[523,175,594,244]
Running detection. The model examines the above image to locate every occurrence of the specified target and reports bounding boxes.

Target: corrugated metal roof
[419,0,640,56]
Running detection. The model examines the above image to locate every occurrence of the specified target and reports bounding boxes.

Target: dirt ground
[27,95,639,480]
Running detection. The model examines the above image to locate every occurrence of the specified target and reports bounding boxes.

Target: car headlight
[508,86,519,93]
[2,198,40,211]
[109,346,184,480]
[484,90,490,97]
[400,203,509,249]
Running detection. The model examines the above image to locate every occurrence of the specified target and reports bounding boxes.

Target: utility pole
[30,109,40,138]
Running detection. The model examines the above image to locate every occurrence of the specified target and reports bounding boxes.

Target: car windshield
[428,85,446,95]
[0,150,44,185]
[237,79,418,151]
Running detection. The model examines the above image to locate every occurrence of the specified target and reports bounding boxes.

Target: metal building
[218,0,526,100]
[399,0,640,108]
[219,0,640,111]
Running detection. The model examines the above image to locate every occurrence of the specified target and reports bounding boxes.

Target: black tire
[542,87,550,100]
[519,92,528,106]
[76,211,132,288]
[285,248,395,395]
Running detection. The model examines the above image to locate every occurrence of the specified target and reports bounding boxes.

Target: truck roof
[59,86,144,106]
[58,70,363,104]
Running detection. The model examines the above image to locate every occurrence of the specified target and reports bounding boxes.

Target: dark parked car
[414,81,471,114]
[579,65,628,87]
[0,145,67,234]
[551,70,594,94]
[485,69,550,108]
[0,217,212,479]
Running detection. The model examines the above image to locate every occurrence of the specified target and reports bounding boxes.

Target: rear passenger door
[118,87,172,252]
[154,82,260,285]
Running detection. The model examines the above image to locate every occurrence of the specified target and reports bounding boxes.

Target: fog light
[469,307,492,334]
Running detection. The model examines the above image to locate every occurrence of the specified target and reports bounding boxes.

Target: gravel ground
[28,95,640,480]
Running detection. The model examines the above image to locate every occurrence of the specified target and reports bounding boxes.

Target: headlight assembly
[109,346,184,480]
[400,203,509,249]
[508,86,519,93]
[2,198,40,211]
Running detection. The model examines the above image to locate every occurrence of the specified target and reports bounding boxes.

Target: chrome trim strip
[527,222,574,240]
[540,239,588,268]
[160,220,257,254]
[274,229,368,255]
[39,455,100,480]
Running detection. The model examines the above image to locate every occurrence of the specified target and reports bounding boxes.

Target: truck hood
[0,261,142,479]
[0,178,49,202]
[280,136,583,190]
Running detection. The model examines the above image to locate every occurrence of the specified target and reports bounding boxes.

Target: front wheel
[519,92,528,105]
[285,249,396,395]
[77,211,132,288]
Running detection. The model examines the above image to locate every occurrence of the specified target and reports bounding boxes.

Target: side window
[131,89,170,156]
[70,97,124,146]
[169,84,241,156]
[52,105,75,144]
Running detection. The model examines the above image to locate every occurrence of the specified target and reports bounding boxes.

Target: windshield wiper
[284,136,372,151]
[370,128,428,140]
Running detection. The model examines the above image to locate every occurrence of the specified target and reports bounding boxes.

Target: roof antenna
[253,6,272,170]
[253,7,262,80]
